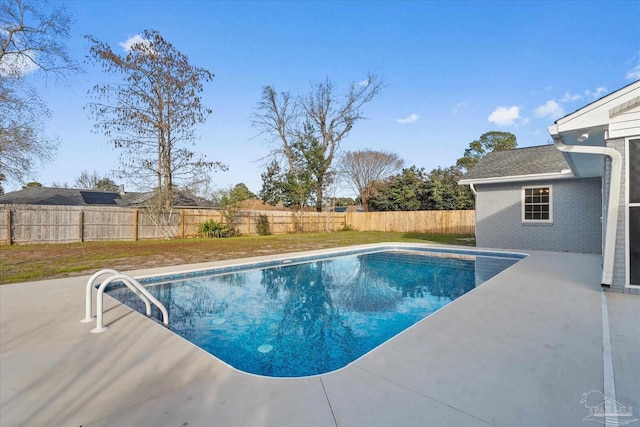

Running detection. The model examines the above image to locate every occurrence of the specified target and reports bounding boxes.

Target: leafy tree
[259,161,286,206]
[228,183,256,202]
[339,149,404,212]
[258,160,314,212]
[456,131,517,173]
[86,30,226,208]
[279,169,314,212]
[289,122,335,209]
[424,166,474,210]
[328,197,355,207]
[257,125,326,211]
[368,166,429,211]
[253,74,383,211]
[22,181,42,188]
[368,166,474,211]
[213,184,258,236]
[0,0,79,185]
[95,177,119,192]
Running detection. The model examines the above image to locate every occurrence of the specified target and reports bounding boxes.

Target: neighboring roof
[0,187,145,207]
[128,191,218,208]
[0,187,216,208]
[331,205,363,213]
[459,144,573,184]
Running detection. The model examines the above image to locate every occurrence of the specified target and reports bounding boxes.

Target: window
[522,186,552,222]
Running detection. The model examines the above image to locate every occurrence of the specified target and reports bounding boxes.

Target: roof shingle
[462,144,570,181]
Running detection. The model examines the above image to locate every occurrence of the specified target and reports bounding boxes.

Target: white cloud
[585,86,608,99]
[487,106,522,126]
[119,34,150,52]
[0,50,39,77]
[559,92,582,103]
[530,86,552,96]
[534,100,564,119]
[625,52,640,80]
[358,79,370,86]
[452,102,466,114]
[396,113,418,124]
[627,64,640,80]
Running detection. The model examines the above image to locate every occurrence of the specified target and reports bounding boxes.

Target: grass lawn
[0,231,475,285]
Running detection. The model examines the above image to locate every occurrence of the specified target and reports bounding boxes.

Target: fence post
[6,209,11,245]
[179,209,185,239]
[133,209,139,241]
[78,210,84,242]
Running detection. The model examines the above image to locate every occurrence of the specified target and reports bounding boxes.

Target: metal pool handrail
[82,269,121,323]
[81,269,169,334]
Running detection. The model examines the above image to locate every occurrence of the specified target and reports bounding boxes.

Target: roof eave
[458,170,575,186]
[553,80,640,133]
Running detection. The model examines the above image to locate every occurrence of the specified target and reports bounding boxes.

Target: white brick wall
[476,177,602,254]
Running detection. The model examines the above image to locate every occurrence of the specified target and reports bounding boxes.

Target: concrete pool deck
[1,244,638,427]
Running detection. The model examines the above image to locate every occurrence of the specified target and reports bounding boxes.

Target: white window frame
[521,185,553,224]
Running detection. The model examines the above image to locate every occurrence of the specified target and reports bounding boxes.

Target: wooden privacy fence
[0,205,475,245]
[346,210,475,234]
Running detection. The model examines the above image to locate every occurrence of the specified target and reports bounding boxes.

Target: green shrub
[256,214,272,236]
[199,219,231,238]
[339,222,356,231]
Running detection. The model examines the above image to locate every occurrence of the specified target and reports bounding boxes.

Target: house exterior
[460,80,640,294]
[0,186,216,208]
[459,145,602,254]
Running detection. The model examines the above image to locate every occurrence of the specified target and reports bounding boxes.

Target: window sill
[522,221,553,226]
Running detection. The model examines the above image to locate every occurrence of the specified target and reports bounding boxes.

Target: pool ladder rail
[81,269,169,334]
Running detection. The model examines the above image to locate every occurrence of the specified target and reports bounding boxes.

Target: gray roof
[462,144,571,181]
[0,187,144,206]
[0,187,216,208]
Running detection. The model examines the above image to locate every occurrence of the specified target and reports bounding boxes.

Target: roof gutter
[549,126,622,287]
[458,170,574,186]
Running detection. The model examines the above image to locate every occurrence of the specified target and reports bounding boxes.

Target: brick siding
[475,177,602,254]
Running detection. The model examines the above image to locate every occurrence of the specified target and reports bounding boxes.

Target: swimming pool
[105,245,524,377]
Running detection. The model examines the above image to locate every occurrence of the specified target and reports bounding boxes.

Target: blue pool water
[106,248,522,377]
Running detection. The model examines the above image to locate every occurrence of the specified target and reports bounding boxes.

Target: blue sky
[9,0,640,197]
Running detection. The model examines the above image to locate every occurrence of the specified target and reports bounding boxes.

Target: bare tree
[74,169,119,191]
[86,30,226,208]
[0,0,76,77]
[253,74,383,211]
[0,0,79,185]
[74,169,103,189]
[339,149,404,212]
[0,84,55,183]
[50,180,70,188]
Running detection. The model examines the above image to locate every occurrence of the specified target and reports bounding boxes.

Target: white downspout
[469,183,477,196]
[551,134,622,286]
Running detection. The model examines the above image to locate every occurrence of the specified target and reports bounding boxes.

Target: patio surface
[1,244,638,427]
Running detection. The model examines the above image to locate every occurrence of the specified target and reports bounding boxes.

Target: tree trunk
[315,177,323,212]
[361,193,369,212]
